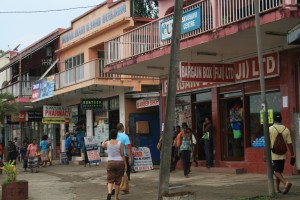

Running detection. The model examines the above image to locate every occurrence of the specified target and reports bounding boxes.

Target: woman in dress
[102,129,127,200]
[40,135,50,167]
[27,139,39,173]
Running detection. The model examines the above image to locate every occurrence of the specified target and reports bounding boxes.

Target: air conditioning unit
[46,47,52,57]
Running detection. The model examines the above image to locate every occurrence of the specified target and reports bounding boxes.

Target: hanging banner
[43,106,71,118]
[179,62,235,83]
[132,147,153,171]
[28,111,43,122]
[136,97,159,109]
[234,53,279,82]
[11,112,28,122]
[31,75,55,102]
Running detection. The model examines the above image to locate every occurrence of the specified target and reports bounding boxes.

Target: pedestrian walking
[40,135,50,167]
[102,129,127,200]
[7,141,18,165]
[177,125,192,178]
[27,139,39,173]
[189,128,198,171]
[203,116,213,168]
[20,140,29,172]
[269,113,295,195]
[65,132,73,162]
[116,123,131,181]
[171,126,181,171]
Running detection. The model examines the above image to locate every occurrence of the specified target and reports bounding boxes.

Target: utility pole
[254,0,275,197]
[158,0,184,199]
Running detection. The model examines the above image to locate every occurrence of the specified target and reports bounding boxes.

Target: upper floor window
[64,53,84,70]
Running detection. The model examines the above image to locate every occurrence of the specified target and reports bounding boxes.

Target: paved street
[1,162,300,200]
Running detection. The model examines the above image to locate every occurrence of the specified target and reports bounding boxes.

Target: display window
[175,95,191,127]
[248,91,281,147]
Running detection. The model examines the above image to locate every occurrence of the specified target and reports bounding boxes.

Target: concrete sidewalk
[1,162,300,200]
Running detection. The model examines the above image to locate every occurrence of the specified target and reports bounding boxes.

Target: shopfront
[161,51,298,173]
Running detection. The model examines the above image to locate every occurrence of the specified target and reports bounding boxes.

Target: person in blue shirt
[65,132,72,162]
[116,123,131,181]
[40,135,50,167]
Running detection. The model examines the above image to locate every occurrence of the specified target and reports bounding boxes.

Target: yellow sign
[42,118,65,124]
[260,109,274,124]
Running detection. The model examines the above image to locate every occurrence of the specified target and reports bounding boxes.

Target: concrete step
[190,166,246,174]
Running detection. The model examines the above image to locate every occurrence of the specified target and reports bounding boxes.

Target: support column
[61,124,66,152]
[119,92,125,129]
[86,110,93,137]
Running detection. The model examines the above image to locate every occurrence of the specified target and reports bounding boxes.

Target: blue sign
[160,7,201,42]
[32,75,55,102]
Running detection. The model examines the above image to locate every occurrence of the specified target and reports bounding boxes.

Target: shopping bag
[120,175,129,193]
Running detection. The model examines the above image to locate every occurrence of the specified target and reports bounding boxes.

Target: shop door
[220,98,244,161]
[194,102,212,160]
[109,110,119,131]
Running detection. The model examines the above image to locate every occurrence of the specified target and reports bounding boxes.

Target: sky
[0,0,105,52]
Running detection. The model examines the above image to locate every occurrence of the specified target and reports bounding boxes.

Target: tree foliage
[0,93,17,127]
[134,0,158,19]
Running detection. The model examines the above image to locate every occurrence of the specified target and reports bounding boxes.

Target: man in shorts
[269,114,295,195]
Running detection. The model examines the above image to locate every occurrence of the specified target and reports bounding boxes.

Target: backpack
[271,126,287,155]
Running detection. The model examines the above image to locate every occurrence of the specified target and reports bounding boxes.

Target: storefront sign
[81,98,103,109]
[62,3,128,44]
[132,147,153,171]
[32,75,55,102]
[84,137,101,163]
[11,112,28,122]
[28,111,43,122]
[179,62,235,83]
[160,7,201,41]
[43,106,71,118]
[162,77,217,96]
[42,117,66,124]
[260,109,274,124]
[234,53,279,81]
[136,97,159,109]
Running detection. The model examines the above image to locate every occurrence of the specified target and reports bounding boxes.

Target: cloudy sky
[0,0,105,51]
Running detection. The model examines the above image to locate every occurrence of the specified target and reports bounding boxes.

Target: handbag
[120,174,129,193]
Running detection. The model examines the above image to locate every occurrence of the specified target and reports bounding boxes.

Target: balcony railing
[0,81,32,98]
[105,0,290,65]
[55,59,158,90]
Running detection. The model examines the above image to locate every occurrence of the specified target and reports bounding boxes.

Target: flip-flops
[283,182,292,195]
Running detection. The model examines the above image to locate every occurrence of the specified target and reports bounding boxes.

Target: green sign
[81,99,103,109]
[260,109,274,124]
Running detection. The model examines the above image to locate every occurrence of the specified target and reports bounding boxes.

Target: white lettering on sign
[179,63,235,83]
[234,53,278,81]
[136,98,159,109]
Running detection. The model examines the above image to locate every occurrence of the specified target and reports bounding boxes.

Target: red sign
[234,53,279,81]
[162,77,217,96]
[162,53,280,96]
[179,62,235,83]
[136,98,159,109]
[11,112,27,122]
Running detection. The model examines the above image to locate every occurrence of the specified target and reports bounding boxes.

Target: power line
[0,5,98,14]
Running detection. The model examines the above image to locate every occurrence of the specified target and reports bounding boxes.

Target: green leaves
[133,0,158,19]
[0,92,17,127]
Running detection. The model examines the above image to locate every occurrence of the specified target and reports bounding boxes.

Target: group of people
[158,117,213,178]
[3,136,52,173]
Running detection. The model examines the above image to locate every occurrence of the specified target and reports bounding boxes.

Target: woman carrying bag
[102,129,127,200]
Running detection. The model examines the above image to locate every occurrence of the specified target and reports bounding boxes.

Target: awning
[287,23,300,45]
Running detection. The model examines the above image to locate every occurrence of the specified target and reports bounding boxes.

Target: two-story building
[104,0,300,173]
[1,0,162,163]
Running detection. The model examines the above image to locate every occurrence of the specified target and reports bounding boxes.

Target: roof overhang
[288,23,300,45]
